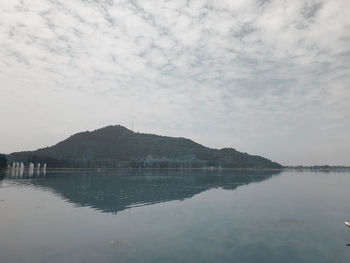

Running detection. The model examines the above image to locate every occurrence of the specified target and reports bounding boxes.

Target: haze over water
[1,169,350,263]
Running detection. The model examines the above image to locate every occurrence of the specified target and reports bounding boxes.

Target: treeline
[7,154,280,169]
[10,155,215,169]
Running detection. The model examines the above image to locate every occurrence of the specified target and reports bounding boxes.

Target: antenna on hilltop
[132,120,134,132]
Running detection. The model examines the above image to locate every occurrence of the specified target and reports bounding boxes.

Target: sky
[0,0,349,166]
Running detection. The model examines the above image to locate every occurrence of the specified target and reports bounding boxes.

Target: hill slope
[9,125,282,169]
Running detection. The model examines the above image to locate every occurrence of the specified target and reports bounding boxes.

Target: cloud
[0,0,349,165]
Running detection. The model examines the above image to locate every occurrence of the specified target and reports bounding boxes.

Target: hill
[8,125,282,169]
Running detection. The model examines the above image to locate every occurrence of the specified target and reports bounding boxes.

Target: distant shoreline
[2,166,350,171]
[285,166,350,170]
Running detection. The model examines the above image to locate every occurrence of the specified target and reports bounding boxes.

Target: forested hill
[8,125,282,169]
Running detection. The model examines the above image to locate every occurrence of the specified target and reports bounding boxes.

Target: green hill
[8,125,282,169]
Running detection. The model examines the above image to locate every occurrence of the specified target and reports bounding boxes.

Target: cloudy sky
[1,0,349,165]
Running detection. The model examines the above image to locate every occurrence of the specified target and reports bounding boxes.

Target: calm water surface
[0,169,350,263]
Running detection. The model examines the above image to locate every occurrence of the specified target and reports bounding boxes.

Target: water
[0,169,350,263]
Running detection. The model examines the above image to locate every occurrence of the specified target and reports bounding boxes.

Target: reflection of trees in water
[6,169,281,214]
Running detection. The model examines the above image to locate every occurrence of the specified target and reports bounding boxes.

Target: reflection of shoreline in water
[3,168,46,178]
[3,169,281,214]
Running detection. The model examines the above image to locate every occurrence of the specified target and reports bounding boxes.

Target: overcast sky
[1,0,349,165]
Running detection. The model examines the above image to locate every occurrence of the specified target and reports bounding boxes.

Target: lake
[0,168,350,262]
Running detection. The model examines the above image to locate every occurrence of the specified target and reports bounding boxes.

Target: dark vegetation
[8,125,282,169]
[0,154,7,168]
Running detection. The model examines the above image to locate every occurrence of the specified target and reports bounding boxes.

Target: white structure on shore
[9,161,46,177]
[29,162,34,176]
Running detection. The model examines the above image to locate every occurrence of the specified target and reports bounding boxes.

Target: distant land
[286,165,350,170]
[8,125,283,169]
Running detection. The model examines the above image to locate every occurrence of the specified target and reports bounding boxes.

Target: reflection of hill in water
[6,169,281,214]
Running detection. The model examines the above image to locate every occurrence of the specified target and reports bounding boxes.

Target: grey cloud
[0,0,349,165]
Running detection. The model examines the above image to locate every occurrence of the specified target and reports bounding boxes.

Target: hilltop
[8,125,282,169]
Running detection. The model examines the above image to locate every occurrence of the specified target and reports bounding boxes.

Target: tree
[0,154,7,168]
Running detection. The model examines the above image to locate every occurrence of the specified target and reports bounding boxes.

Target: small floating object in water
[344,222,350,228]
[109,241,121,245]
